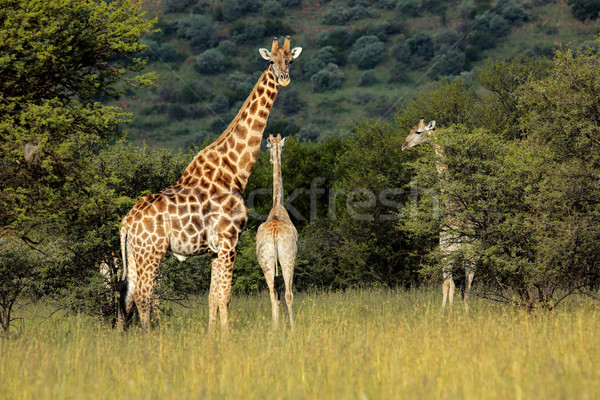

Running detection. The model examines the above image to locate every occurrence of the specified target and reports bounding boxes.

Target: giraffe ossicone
[116,37,302,332]
[256,133,298,329]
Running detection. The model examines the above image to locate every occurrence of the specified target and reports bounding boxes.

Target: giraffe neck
[272,149,284,206]
[431,142,448,178]
[180,67,280,192]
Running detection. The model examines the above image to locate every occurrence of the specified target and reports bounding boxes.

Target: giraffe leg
[441,277,456,315]
[208,258,220,332]
[464,267,475,315]
[282,267,294,328]
[262,262,279,329]
[133,265,160,332]
[217,250,235,331]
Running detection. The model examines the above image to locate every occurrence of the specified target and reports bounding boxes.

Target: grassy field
[1,289,598,399]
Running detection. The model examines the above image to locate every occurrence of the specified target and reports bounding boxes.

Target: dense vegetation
[118,0,600,148]
[2,0,600,335]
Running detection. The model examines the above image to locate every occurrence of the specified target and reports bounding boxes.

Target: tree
[349,35,386,70]
[567,0,600,21]
[0,0,156,326]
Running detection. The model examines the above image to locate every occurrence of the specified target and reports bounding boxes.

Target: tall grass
[1,289,598,399]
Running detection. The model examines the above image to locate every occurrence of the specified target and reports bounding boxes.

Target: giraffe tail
[273,234,285,301]
[117,227,132,320]
[273,236,285,305]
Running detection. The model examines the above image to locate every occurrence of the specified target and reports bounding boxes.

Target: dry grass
[1,289,598,399]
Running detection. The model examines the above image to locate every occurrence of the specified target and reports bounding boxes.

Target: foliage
[174,14,219,52]
[302,46,339,79]
[349,35,386,70]
[195,49,226,75]
[310,64,345,93]
[567,0,600,21]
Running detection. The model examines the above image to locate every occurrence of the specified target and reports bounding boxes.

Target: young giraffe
[117,37,302,332]
[402,119,476,314]
[256,133,297,328]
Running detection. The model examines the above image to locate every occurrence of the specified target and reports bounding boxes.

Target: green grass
[1,289,599,399]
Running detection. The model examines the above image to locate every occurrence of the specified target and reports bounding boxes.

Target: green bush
[349,35,385,69]
[311,64,345,92]
[194,49,226,75]
[359,70,378,86]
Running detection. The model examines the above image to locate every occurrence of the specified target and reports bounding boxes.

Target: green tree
[0,0,156,325]
[568,0,600,21]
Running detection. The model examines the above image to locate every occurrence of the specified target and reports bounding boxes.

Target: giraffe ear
[427,121,436,130]
[281,137,287,147]
[266,138,272,149]
[259,48,271,61]
[290,47,302,60]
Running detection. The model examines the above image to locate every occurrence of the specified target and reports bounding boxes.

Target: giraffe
[116,37,302,332]
[256,133,298,328]
[402,119,476,314]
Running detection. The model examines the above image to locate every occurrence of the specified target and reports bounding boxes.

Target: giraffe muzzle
[278,73,290,86]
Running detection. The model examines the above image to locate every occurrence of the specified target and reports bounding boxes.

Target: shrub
[397,0,420,17]
[349,35,385,69]
[210,94,230,113]
[390,41,411,64]
[262,0,283,17]
[568,0,600,21]
[316,27,352,50]
[175,14,218,52]
[406,32,434,60]
[433,29,462,55]
[359,70,378,86]
[217,40,237,56]
[164,0,196,14]
[303,46,338,78]
[231,20,265,44]
[221,0,262,21]
[430,49,466,79]
[195,49,226,75]
[275,88,303,115]
[311,64,345,93]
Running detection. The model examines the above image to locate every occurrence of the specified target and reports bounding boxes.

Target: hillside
[115,0,599,149]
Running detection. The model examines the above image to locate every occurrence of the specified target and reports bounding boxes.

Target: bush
[497,0,530,25]
[321,5,378,25]
[349,35,385,69]
[433,29,462,55]
[567,0,600,21]
[210,94,230,114]
[217,40,237,56]
[175,14,219,52]
[430,49,466,79]
[390,41,411,64]
[231,20,266,44]
[194,49,226,75]
[262,0,283,17]
[388,62,410,83]
[221,0,262,21]
[316,27,352,50]
[311,64,345,93]
[359,70,378,86]
[397,0,420,17]
[164,0,196,14]
[275,88,303,115]
[303,46,338,78]
[406,32,434,61]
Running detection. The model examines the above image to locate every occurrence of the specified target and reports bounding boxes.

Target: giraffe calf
[256,134,298,328]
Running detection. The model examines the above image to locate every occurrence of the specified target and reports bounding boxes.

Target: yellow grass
[1,289,598,399]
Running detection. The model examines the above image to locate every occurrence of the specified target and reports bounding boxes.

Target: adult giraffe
[402,119,475,315]
[117,37,302,332]
[256,133,297,329]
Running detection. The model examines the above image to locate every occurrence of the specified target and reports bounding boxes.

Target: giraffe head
[266,133,286,164]
[402,118,436,151]
[259,36,302,87]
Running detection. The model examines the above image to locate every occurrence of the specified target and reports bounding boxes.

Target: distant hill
[113,0,599,149]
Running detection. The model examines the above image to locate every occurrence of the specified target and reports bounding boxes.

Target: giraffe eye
[416,130,423,134]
